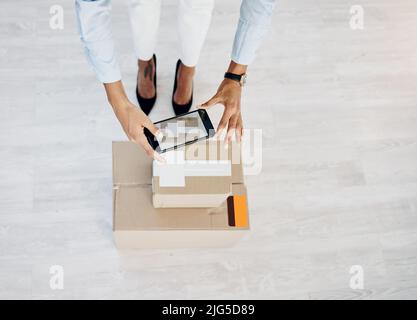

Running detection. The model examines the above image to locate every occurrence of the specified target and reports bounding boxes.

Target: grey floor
[1,0,417,299]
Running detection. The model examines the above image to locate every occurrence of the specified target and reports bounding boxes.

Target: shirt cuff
[83,39,122,83]
[231,18,269,66]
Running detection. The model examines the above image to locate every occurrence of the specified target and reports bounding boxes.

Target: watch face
[241,74,247,86]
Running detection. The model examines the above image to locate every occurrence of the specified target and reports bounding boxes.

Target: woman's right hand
[104,81,165,162]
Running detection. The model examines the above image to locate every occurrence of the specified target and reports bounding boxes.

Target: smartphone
[144,109,215,153]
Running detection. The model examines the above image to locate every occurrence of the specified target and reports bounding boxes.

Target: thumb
[199,94,221,109]
[143,119,161,138]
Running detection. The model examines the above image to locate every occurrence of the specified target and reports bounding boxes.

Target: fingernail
[153,151,166,163]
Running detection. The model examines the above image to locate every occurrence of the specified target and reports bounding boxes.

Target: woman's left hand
[199,78,243,143]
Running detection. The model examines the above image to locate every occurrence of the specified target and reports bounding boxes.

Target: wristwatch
[224,72,247,87]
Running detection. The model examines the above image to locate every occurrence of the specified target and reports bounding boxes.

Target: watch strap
[224,72,242,82]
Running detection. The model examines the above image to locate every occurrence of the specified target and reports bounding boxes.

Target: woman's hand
[104,81,164,162]
[199,79,243,143]
[199,61,247,143]
[114,101,165,161]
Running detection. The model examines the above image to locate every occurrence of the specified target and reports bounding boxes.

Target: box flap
[112,141,152,185]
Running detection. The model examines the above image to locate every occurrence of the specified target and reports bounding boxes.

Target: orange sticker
[233,195,248,228]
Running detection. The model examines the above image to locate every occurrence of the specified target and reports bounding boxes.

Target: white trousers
[128,0,214,67]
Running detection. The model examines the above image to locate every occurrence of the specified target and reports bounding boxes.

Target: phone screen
[148,110,214,153]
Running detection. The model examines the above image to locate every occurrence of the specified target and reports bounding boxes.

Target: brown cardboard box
[112,141,249,249]
[152,141,243,208]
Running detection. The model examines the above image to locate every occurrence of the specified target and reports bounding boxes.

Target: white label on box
[154,150,185,187]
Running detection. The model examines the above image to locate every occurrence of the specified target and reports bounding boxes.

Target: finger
[236,118,243,143]
[236,128,242,143]
[213,127,225,141]
[137,134,166,162]
[142,119,160,138]
[225,114,239,144]
[214,110,232,139]
[153,152,166,163]
[151,148,166,163]
[198,94,221,109]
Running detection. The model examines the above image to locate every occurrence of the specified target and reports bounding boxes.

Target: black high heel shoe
[172,59,193,116]
[136,54,157,115]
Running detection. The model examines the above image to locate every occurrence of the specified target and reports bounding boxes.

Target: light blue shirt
[75,0,276,83]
